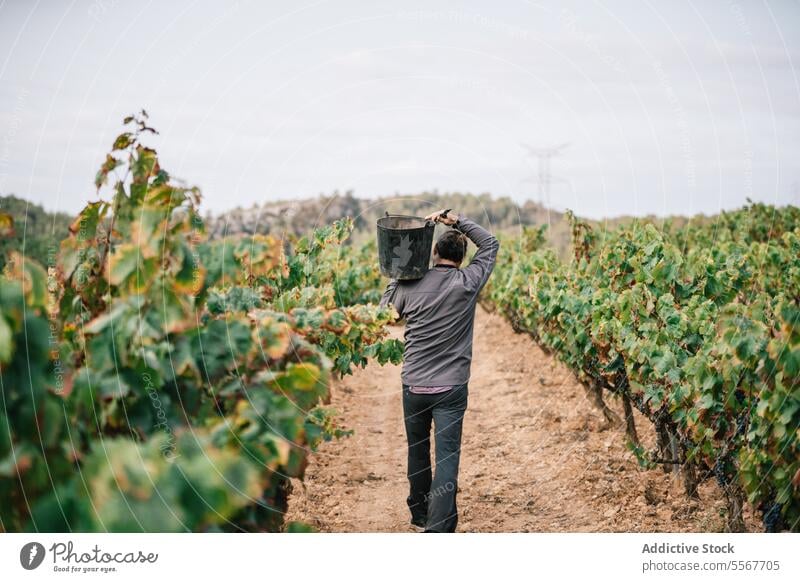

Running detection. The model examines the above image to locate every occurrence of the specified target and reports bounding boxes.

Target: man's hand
[425,208,459,226]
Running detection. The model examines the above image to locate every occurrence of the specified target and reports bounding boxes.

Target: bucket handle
[425,208,451,227]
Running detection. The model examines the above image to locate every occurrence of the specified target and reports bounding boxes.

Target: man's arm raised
[456,216,500,292]
[425,208,500,292]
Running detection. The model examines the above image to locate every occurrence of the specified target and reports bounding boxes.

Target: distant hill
[0,194,72,269]
[203,190,574,248]
[202,190,704,257]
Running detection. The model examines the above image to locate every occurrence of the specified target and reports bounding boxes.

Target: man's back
[380,212,500,533]
[380,216,500,387]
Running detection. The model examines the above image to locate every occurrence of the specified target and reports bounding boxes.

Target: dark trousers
[402,383,468,533]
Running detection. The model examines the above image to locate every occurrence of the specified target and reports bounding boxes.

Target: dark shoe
[407,495,428,529]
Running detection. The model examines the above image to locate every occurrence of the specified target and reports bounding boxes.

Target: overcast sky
[0,0,798,218]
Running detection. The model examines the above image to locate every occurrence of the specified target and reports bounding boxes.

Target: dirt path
[287,306,758,532]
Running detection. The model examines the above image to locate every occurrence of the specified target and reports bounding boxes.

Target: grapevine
[0,112,401,532]
[484,205,800,532]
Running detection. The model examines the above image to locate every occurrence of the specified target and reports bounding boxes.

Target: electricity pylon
[522,142,570,209]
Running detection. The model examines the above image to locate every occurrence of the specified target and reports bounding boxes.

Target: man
[380,209,500,532]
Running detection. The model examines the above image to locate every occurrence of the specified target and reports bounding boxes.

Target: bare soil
[286,306,760,532]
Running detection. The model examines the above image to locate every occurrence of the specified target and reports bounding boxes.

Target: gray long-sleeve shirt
[379,217,500,387]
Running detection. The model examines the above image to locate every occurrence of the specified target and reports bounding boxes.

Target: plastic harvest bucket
[376,214,436,280]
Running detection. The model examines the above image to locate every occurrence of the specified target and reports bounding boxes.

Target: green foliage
[485,203,800,531]
[740,304,800,524]
[0,258,74,532]
[0,112,401,532]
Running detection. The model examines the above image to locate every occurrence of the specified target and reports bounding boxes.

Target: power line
[522,142,570,209]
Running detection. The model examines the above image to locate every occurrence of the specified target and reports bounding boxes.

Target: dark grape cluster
[734,413,749,437]
[712,458,729,488]
[762,501,785,533]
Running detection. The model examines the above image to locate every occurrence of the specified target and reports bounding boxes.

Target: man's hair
[435,230,467,263]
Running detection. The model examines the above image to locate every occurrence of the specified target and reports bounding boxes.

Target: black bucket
[377,214,436,280]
